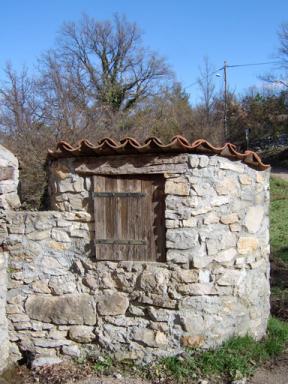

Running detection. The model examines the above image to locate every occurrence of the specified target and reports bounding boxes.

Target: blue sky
[0,0,287,104]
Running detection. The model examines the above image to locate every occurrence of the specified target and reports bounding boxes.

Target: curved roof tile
[48,135,270,171]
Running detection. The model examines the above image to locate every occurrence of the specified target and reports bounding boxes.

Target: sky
[0,0,287,104]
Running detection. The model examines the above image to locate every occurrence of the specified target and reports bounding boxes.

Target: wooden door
[93,175,165,261]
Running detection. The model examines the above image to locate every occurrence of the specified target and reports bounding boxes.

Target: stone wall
[0,144,20,372]
[2,153,270,366]
[0,144,20,210]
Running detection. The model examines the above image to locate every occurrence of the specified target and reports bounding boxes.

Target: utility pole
[223,60,228,141]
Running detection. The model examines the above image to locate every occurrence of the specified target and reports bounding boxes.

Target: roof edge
[48,135,270,171]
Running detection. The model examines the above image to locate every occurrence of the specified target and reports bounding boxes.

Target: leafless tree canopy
[279,22,288,70]
[39,14,171,137]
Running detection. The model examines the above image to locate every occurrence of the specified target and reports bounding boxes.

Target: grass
[152,317,288,382]
[93,355,113,374]
[270,177,288,264]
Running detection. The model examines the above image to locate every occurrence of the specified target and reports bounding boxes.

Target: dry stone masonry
[0,144,270,370]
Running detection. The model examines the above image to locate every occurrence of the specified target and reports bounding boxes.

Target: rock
[220,213,239,224]
[189,156,199,168]
[230,223,241,232]
[25,294,96,325]
[180,313,205,334]
[244,206,264,233]
[204,213,219,224]
[199,270,210,283]
[69,326,95,343]
[62,344,81,357]
[97,292,129,316]
[34,338,71,348]
[139,269,169,293]
[199,156,209,167]
[48,275,76,295]
[214,248,237,263]
[49,329,67,339]
[32,356,63,368]
[166,229,198,249]
[48,241,69,251]
[27,230,50,241]
[180,335,204,348]
[231,379,247,384]
[166,249,189,264]
[256,173,264,183]
[165,180,189,196]
[237,237,259,254]
[217,270,246,286]
[178,283,214,295]
[51,229,70,243]
[175,269,198,283]
[133,329,168,347]
[32,280,51,294]
[39,256,68,276]
[83,275,98,290]
[215,178,238,195]
[191,206,212,216]
[182,217,197,227]
[218,159,244,173]
[239,175,252,185]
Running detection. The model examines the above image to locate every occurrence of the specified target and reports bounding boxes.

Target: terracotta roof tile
[48,135,270,171]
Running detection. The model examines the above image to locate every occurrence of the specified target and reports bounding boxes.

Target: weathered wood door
[93,174,165,261]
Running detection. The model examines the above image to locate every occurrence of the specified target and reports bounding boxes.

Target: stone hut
[0,136,270,370]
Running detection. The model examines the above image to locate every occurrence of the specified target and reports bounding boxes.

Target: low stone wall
[0,145,20,210]
[0,143,20,372]
[2,153,270,365]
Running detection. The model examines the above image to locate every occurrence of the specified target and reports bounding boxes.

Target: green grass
[93,355,113,374]
[153,317,288,382]
[270,177,288,264]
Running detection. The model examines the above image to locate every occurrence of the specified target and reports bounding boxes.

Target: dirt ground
[248,352,288,384]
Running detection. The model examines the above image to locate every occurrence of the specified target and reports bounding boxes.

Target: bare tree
[0,64,55,208]
[197,56,216,125]
[39,14,172,134]
[279,22,288,70]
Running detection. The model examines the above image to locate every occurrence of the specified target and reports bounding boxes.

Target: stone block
[62,344,81,357]
[166,229,198,249]
[165,179,189,196]
[239,175,252,185]
[51,229,70,243]
[68,326,95,343]
[25,294,96,325]
[48,275,76,295]
[97,292,129,316]
[32,356,63,368]
[220,213,239,225]
[237,237,259,255]
[139,269,169,293]
[244,206,264,234]
[133,328,168,347]
[174,269,198,283]
[215,178,238,195]
[180,335,204,348]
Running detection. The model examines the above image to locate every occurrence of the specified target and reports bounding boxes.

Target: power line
[184,60,282,90]
[225,60,281,69]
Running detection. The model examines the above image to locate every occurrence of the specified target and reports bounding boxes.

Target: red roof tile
[48,135,270,171]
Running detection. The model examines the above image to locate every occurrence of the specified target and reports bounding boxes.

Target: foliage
[93,356,113,374]
[270,177,288,264]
